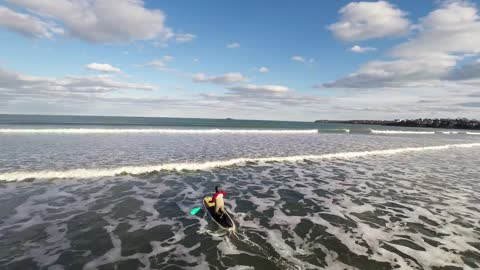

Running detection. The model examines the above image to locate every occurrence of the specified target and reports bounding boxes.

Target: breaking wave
[438,131,459,134]
[466,132,480,135]
[319,129,350,133]
[1,143,479,182]
[0,128,319,135]
[370,129,435,134]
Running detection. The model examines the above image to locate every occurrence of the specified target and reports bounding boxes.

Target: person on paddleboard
[211,186,226,216]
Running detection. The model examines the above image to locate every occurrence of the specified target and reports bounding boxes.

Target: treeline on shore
[315,118,480,130]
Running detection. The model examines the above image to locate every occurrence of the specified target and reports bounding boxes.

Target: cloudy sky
[0,0,479,121]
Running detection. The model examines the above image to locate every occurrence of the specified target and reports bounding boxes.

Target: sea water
[0,115,479,269]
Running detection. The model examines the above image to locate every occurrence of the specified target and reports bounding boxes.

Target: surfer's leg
[218,205,225,218]
[215,204,221,215]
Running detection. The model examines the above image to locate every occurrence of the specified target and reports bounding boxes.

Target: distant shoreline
[315,118,480,130]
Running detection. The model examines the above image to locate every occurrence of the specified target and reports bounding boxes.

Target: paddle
[190,207,201,215]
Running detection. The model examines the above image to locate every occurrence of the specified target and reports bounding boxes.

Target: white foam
[466,132,480,135]
[0,128,318,135]
[370,129,435,134]
[319,129,350,133]
[226,266,255,270]
[1,143,479,182]
[438,131,459,134]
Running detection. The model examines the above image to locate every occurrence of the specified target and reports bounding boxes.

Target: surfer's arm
[211,192,218,203]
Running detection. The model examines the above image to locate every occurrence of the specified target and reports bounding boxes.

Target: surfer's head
[215,186,219,192]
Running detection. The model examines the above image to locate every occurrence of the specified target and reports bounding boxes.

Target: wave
[466,132,480,135]
[0,128,319,135]
[438,131,459,134]
[318,129,350,134]
[370,129,435,134]
[1,143,479,182]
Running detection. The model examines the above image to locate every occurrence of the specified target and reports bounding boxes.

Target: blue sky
[0,0,479,120]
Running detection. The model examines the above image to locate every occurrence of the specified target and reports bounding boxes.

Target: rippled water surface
[1,117,480,269]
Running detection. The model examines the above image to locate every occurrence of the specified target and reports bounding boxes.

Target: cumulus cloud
[0,6,63,38]
[142,56,175,72]
[3,0,187,44]
[349,45,377,53]
[199,83,328,113]
[227,42,240,49]
[324,58,455,88]
[0,67,235,116]
[0,67,157,100]
[228,84,292,94]
[328,1,410,41]
[0,66,332,119]
[391,1,480,59]
[325,1,480,89]
[86,63,121,73]
[3,66,478,120]
[291,56,306,63]
[259,67,269,73]
[192,72,248,84]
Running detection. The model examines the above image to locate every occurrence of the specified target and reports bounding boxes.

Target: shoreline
[315,118,480,130]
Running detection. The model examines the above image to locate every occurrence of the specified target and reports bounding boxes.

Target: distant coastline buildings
[315,118,480,130]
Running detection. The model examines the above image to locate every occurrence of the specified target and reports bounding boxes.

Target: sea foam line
[0,128,319,135]
[370,129,435,134]
[466,132,480,135]
[320,129,350,133]
[1,143,479,182]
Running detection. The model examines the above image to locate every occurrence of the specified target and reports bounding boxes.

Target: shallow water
[1,117,480,269]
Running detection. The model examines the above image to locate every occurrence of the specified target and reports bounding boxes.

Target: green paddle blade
[190,207,201,215]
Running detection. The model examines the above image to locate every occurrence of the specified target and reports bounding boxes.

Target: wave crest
[1,143,479,182]
[370,129,435,134]
[0,128,319,135]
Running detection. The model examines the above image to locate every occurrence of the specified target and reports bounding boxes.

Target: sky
[0,0,479,121]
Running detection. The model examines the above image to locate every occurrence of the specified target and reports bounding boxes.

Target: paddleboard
[203,196,236,231]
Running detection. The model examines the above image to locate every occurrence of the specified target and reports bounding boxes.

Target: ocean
[0,114,479,270]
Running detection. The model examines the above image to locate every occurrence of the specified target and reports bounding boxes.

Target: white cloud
[228,84,292,93]
[349,45,377,53]
[391,1,480,59]
[0,67,157,101]
[0,6,63,38]
[63,75,157,91]
[259,67,269,73]
[144,60,167,68]
[291,56,306,63]
[227,42,240,49]
[192,72,248,84]
[3,67,478,120]
[175,33,196,43]
[328,1,410,41]
[86,63,121,73]
[162,55,174,62]
[4,0,180,43]
[142,56,175,72]
[323,58,454,88]
[326,1,480,89]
